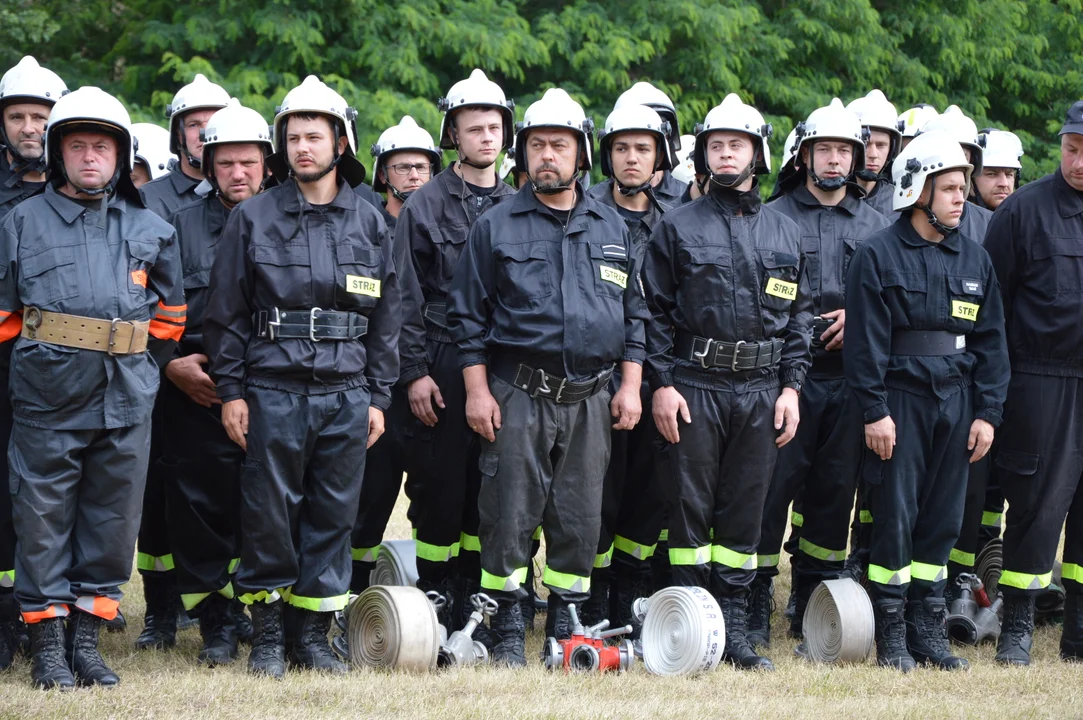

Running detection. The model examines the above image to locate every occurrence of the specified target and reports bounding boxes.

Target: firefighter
[204,75,401,678]
[396,69,517,635]
[984,100,1083,665]
[580,103,673,636]
[448,87,648,665]
[897,104,938,151]
[612,82,686,207]
[749,100,890,651]
[847,89,902,218]
[0,55,67,672]
[134,72,229,651]
[845,130,1009,671]
[0,86,185,688]
[130,123,175,189]
[972,128,1024,211]
[919,106,992,242]
[348,116,441,594]
[643,93,813,671]
[159,99,272,667]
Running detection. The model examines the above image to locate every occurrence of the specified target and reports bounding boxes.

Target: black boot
[746,576,773,649]
[417,578,456,633]
[873,598,916,671]
[247,601,286,679]
[104,608,127,633]
[580,566,610,628]
[995,594,1035,666]
[789,574,819,640]
[197,595,238,667]
[350,560,375,595]
[65,610,120,686]
[290,609,347,673]
[518,581,536,632]
[28,617,74,690]
[718,591,775,670]
[0,591,18,670]
[489,599,526,667]
[134,574,177,650]
[611,563,652,640]
[1062,593,1083,661]
[230,598,254,645]
[544,594,577,640]
[906,597,968,670]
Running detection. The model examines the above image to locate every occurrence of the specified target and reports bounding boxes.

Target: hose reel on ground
[369,539,420,587]
[347,585,442,671]
[634,586,725,676]
[801,578,875,663]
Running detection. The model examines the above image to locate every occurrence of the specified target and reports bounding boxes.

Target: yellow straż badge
[347,275,381,297]
[952,300,979,321]
[600,266,628,289]
[765,278,797,301]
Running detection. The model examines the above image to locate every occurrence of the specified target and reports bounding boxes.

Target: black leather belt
[255,308,368,341]
[676,334,783,371]
[891,330,966,356]
[503,363,613,404]
[810,316,837,349]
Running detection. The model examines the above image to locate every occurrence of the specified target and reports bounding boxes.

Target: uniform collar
[707,180,762,216]
[791,184,863,216]
[593,178,662,226]
[1054,168,1083,218]
[438,164,511,201]
[208,194,230,233]
[168,164,201,195]
[896,214,962,252]
[280,177,357,214]
[43,183,128,224]
[510,183,604,223]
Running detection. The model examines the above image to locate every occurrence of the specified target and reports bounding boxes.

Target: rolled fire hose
[347,585,441,671]
[976,538,1003,599]
[369,539,420,587]
[636,586,725,676]
[802,578,875,664]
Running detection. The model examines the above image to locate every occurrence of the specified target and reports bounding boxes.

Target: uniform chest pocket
[496,242,552,308]
[251,243,312,307]
[758,250,800,312]
[1031,236,1083,295]
[126,239,160,295]
[590,243,629,299]
[947,276,983,325]
[426,222,468,286]
[801,236,820,297]
[842,236,861,281]
[20,245,79,304]
[335,243,383,308]
[681,245,727,307]
[880,270,927,319]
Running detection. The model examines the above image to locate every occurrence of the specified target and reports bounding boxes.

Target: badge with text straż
[600,265,628,289]
[346,275,381,297]
[952,300,979,321]
[765,277,797,301]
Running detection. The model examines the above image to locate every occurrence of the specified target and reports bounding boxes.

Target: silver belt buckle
[107,318,135,356]
[692,338,716,369]
[731,340,747,371]
[309,307,323,342]
[553,376,568,403]
[266,308,281,341]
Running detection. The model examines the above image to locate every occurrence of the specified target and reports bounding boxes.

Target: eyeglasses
[388,162,433,176]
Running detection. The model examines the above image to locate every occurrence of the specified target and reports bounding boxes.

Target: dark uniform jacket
[984,168,1083,377]
[396,167,516,385]
[588,179,664,252]
[643,185,814,390]
[0,184,185,429]
[863,178,896,218]
[844,217,1009,425]
[959,201,992,245]
[169,194,230,358]
[141,165,203,220]
[769,186,891,377]
[0,151,45,224]
[204,178,402,411]
[448,187,648,381]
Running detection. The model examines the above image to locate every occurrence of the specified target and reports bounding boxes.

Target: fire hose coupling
[438,593,499,668]
[543,604,635,674]
[947,573,1002,646]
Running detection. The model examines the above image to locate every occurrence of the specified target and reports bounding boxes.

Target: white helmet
[498,143,518,182]
[897,104,939,139]
[271,75,365,186]
[794,98,867,190]
[437,69,515,151]
[891,129,973,213]
[847,89,901,179]
[132,123,175,180]
[0,56,68,170]
[919,105,984,173]
[200,99,273,189]
[370,115,441,193]
[599,104,672,182]
[514,88,595,189]
[693,93,772,188]
[978,128,1023,170]
[613,81,682,153]
[45,86,139,201]
[670,134,697,185]
[165,73,230,165]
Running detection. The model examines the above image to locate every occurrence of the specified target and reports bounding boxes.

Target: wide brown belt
[21,307,149,355]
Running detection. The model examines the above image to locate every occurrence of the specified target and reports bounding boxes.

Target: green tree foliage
[6,0,1082,182]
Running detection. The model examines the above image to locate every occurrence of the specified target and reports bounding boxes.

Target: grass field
[0,489,1079,720]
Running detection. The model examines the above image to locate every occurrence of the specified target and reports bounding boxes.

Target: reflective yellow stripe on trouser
[136,552,175,573]
[1062,563,1083,587]
[790,512,804,528]
[981,511,1002,528]
[758,554,780,569]
[712,545,756,571]
[543,567,590,594]
[0,569,13,588]
[614,535,657,561]
[999,570,1053,591]
[798,538,846,563]
[859,510,873,524]
[594,544,613,569]
[669,546,711,566]
[460,533,481,553]
[352,546,381,563]
[949,548,976,567]
[228,557,241,574]
[911,561,946,583]
[288,592,350,613]
[481,567,529,594]
[414,538,460,563]
[868,564,911,586]
[238,589,284,605]
[181,582,235,611]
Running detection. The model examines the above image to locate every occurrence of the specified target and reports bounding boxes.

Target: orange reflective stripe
[157,302,186,312]
[0,310,22,342]
[22,604,69,623]
[75,596,119,620]
[149,319,184,342]
[155,302,187,320]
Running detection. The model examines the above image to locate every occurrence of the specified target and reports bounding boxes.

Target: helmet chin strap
[709,160,754,190]
[529,171,579,195]
[805,147,852,191]
[855,168,880,182]
[290,124,342,183]
[177,128,202,170]
[915,175,960,236]
[450,129,496,170]
[1,129,47,182]
[389,184,413,203]
[615,177,667,214]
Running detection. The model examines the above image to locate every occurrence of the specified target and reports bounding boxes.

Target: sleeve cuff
[398,363,430,386]
[779,367,806,386]
[216,380,244,403]
[458,352,488,370]
[975,408,1003,428]
[648,371,674,392]
[621,349,646,364]
[370,393,392,411]
[862,402,890,424]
